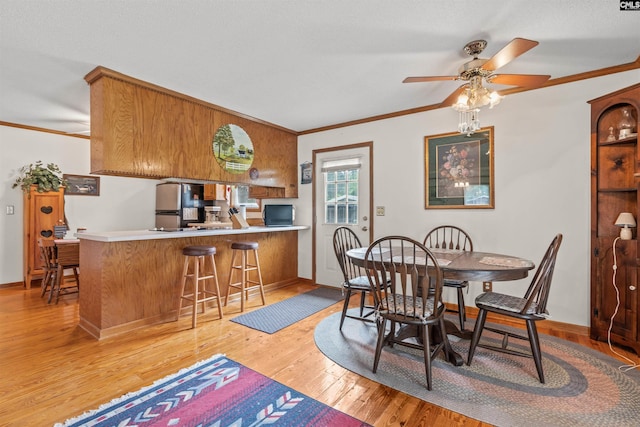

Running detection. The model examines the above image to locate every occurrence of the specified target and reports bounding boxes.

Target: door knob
[362,226,368,232]
[362,216,368,221]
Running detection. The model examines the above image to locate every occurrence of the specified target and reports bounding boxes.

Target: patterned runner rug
[314,309,640,427]
[231,287,343,333]
[55,353,370,427]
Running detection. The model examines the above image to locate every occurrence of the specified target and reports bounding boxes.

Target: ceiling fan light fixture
[450,76,503,134]
[405,38,545,135]
[456,108,481,136]
[489,91,503,108]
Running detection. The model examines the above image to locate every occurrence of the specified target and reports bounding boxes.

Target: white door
[314,144,372,287]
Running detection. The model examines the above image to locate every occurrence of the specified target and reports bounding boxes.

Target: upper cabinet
[85,67,298,198]
[204,184,227,201]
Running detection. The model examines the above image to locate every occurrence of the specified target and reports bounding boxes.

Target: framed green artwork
[424,126,494,209]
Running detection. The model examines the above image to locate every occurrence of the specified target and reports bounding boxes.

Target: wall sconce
[615,212,636,240]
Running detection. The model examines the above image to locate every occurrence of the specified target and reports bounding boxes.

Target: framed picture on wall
[300,162,312,184]
[424,127,494,209]
[63,174,100,196]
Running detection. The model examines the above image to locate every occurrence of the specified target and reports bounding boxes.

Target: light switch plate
[6,205,14,215]
[376,206,385,216]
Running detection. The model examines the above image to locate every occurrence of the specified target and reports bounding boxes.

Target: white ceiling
[1,0,639,135]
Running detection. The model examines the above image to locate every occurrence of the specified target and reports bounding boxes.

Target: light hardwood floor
[1,282,638,426]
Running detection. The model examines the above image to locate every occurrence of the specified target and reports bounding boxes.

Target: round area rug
[314,310,640,427]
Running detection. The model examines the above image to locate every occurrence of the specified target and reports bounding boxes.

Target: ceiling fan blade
[440,85,467,107]
[489,73,551,87]
[481,38,539,72]
[403,76,458,83]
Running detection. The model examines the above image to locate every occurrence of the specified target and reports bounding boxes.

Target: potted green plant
[12,160,67,193]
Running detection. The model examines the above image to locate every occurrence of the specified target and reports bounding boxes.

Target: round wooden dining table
[347,246,535,282]
[346,246,535,366]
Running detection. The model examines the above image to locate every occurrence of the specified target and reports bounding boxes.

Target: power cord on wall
[608,237,640,371]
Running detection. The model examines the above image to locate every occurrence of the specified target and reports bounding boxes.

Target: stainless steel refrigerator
[155,182,205,229]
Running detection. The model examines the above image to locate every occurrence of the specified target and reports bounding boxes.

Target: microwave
[263,204,294,227]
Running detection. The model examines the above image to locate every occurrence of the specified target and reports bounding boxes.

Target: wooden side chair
[467,234,563,383]
[333,226,377,330]
[423,225,473,331]
[51,241,80,304]
[38,239,58,299]
[365,235,452,391]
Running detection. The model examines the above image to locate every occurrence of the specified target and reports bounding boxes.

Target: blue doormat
[231,287,343,334]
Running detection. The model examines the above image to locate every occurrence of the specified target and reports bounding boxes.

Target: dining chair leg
[457,287,466,329]
[467,309,488,365]
[49,266,64,304]
[339,288,352,331]
[72,267,80,288]
[422,323,433,391]
[526,320,545,383]
[359,291,367,317]
[372,317,387,373]
[40,271,50,297]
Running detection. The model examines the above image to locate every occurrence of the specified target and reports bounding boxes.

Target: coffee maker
[204,206,221,223]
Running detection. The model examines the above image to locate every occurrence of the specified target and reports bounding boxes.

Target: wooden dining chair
[38,239,58,299]
[333,226,377,330]
[423,225,473,331]
[365,235,452,390]
[51,242,80,304]
[467,234,563,383]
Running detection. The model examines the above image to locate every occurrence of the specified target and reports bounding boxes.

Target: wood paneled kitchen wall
[85,66,298,197]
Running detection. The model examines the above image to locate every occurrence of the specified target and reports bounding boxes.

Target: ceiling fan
[403,38,550,107]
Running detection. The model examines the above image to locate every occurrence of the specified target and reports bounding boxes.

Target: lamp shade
[615,212,636,228]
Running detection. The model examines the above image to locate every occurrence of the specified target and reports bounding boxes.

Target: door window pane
[324,167,359,225]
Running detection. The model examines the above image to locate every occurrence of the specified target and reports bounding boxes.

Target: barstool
[224,241,265,312]
[177,245,223,328]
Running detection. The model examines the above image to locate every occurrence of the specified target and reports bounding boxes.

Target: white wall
[0,126,159,284]
[297,70,640,327]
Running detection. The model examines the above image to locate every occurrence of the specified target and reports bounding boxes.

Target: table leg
[443,317,473,340]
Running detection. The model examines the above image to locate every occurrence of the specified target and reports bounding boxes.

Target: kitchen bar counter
[76,225,309,242]
[78,225,308,339]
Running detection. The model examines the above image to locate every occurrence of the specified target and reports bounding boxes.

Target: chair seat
[182,245,216,257]
[380,294,442,321]
[344,275,371,290]
[231,241,259,250]
[345,275,391,291]
[443,279,468,288]
[475,291,542,315]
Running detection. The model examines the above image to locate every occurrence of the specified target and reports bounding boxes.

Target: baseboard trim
[448,302,590,337]
[0,281,25,289]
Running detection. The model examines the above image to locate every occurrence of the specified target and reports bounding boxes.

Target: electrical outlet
[6,205,14,215]
[483,282,492,292]
[376,206,385,216]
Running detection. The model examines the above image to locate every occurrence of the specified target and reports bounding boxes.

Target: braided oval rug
[314,309,640,427]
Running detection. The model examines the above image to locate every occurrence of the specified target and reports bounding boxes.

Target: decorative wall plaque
[212,124,254,174]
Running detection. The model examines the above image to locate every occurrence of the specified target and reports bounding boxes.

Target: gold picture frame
[424,127,494,209]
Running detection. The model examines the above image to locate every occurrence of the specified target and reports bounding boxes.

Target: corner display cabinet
[23,186,65,289]
[589,83,640,354]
